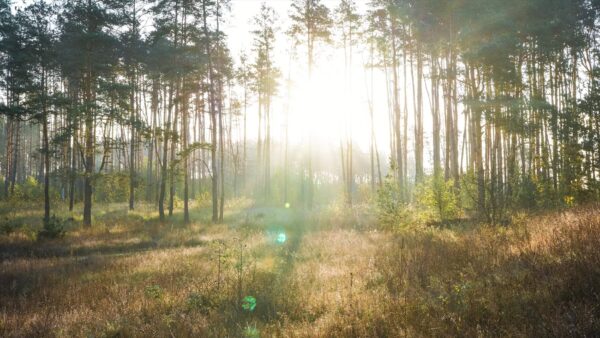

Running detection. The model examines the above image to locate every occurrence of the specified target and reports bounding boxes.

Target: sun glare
[285,55,377,154]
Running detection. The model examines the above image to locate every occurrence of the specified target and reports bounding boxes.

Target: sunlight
[287,55,373,153]
[289,71,341,147]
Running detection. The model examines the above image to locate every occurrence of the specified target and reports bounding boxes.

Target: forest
[1,0,600,336]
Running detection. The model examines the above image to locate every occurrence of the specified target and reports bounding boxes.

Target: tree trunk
[42,119,50,223]
[415,43,424,182]
[158,82,173,221]
[83,107,94,227]
[129,72,136,210]
[431,53,441,179]
[183,91,190,224]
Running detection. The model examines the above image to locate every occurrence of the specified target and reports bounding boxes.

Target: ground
[1,200,600,337]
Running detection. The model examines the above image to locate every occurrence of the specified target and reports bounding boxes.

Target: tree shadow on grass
[0,214,209,261]
[0,201,254,261]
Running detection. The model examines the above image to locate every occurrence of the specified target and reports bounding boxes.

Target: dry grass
[1,203,599,337]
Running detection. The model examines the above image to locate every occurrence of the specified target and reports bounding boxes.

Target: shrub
[195,191,212,208]
[415,174,459,223]
[0,218,17,235]
[38,215,67,240]
[144,284,163,300]
[185,292,216,314]
[376,174,413,229]
[10,176,44,203]
[94,172,135,203]
[0,210,26,235]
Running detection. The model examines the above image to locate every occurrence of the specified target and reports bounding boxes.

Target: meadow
[1,200,599,337]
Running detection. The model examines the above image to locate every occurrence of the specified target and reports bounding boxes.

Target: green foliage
[415,175,459,223]
[194,191,212,208]
[510,174,555,210]
[4,177,61,207]
[0,218,17,235]
[144,285,163,300]
[11,176,44,202]
[289,0,333,46]
[185,292,216,314]
[174,142,212,166]
[37,215,67,240]
[457,170,478,215]
[94,173,142,203]
[375,175,412,229]
[564,195,575,207]
[514,175,540,209]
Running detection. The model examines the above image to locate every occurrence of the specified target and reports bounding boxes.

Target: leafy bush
[0,218,18,235]
[415,174,459,223]
[376,174,413,229]
[195,191,212,208]
[185,292,216,314]
[513,174,540,209]
[10,176,44,203]
[38,215,67,239]
[94,172,140,203]
[144,284,163,300]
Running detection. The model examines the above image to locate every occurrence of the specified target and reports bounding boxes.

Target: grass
[1,200,599,337]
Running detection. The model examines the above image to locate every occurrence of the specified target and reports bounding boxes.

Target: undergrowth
[0,203,598,337]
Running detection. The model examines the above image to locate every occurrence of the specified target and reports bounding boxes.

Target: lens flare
[276,232,287,244]
[242,296,256,311]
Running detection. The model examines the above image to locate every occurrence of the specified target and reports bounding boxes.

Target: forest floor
[1,200,600,337]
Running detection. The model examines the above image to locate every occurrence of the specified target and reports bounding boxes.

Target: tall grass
[0,203,599,336]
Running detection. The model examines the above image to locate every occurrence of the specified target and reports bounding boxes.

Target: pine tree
[58,0,124,226]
